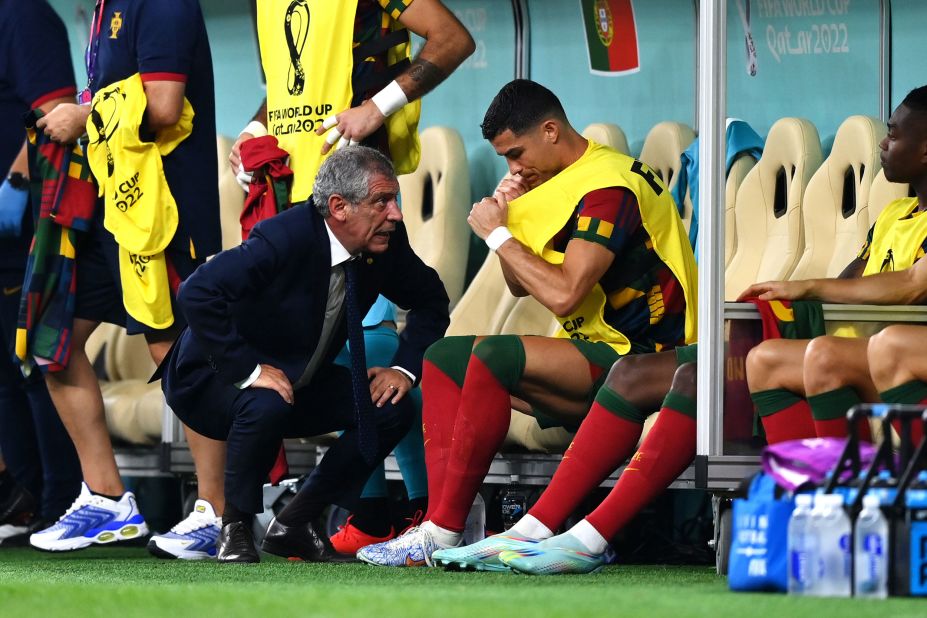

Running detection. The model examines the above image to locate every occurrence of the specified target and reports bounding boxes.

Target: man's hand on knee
[251,364,294,404]
[367,366,413,408]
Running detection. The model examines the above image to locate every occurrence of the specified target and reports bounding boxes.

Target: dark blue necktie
[344,259,378,465]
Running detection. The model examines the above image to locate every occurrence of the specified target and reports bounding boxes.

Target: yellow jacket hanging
[85,73,193,329]
[506,140,698,354]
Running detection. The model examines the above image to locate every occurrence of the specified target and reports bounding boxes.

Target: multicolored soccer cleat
[147,499,221,560]
[498,533,608,575]
[432,532,539,572]
[30,482,148,552]
[356,525,452,567]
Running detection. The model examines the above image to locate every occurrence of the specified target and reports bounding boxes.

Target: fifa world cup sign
[581,0,640,76]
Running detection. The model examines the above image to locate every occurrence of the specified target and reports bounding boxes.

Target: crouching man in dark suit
[160,146,450,563]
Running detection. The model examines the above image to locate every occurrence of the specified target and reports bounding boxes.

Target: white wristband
[485,226,513,252]
[371,80,409,118]
[240,120,268,138]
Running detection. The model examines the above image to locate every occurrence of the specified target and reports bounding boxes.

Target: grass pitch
[1,546,925,617]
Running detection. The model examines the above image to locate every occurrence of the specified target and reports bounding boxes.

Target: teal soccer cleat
[432,532,539,572]
[498,533,607,575]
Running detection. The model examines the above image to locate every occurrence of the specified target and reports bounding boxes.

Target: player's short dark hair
[902,85,927,114]
[481,79,568,141]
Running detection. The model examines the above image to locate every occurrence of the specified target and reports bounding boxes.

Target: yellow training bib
[257,0,420,202]
[507,141,698,354]
[863,197,927,276]
[830,197,927,339]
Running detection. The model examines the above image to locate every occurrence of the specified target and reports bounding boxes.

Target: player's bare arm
[741,257,927,305]
[469,192,613,315]
[317,0,474,153]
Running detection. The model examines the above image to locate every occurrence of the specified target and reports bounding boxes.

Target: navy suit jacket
[161,204,450,407]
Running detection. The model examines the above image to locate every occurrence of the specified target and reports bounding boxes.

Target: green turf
[0,546,924,617]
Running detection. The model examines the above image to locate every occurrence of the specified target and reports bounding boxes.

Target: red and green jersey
[553,186,687,353]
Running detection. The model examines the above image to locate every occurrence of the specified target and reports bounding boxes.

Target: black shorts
[73,205,203,337]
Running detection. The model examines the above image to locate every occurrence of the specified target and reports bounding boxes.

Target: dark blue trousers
[166,363,415,514]
[0,287,80,520]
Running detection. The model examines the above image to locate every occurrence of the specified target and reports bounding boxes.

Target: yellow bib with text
[85,73,192,329]
[507,141,698,354]
[257,0,420,202]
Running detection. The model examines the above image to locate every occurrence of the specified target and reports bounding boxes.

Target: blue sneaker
[29,482,148,552]
[432,532,539,572]
[498,532,608,575]
[357,524,457,567]
[147,499,221,560]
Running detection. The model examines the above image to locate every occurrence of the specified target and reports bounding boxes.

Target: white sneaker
[147,499,221,560]
[29,482,148,552]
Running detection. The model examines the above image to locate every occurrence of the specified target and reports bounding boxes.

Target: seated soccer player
[779,252,927,446]
[742,85,927,444]
[356,79,697,567]
[434,346,697,574]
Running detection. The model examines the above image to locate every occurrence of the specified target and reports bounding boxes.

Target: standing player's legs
[146,332,226,560]
[746,339,817,444]
[145,250,225,560]
[358,335,603,567]
[43,318,121,495]
[868,325,927,444]
[0,285,79,541]
[802,336,875,441]
[30,316,148,551]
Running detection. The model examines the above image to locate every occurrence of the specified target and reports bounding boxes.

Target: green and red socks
[420,336,475,522]
[430,336,526,532]
[879,380,927,445]
[528,385,646,531]
[806,386,872,442]
[752,389,816,444]
[585,391,697,540]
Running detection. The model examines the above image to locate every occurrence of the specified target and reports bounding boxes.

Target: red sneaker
[330,516,395,555]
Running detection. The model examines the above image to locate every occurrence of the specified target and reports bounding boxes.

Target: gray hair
[312,146,396,216]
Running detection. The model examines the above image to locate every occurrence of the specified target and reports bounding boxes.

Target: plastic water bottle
[501,475,527,530]
[788,493,816,595]
[854,494,889,598]
[462,492,485,545]
[810,493,852,597]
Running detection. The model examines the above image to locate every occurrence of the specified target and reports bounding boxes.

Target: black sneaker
[0,485,38,546]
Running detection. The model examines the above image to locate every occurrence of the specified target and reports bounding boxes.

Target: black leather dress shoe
[217,521,260,563]
[260,517,355,562]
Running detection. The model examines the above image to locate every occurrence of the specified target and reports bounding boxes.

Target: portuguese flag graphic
[581,0,640,75]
